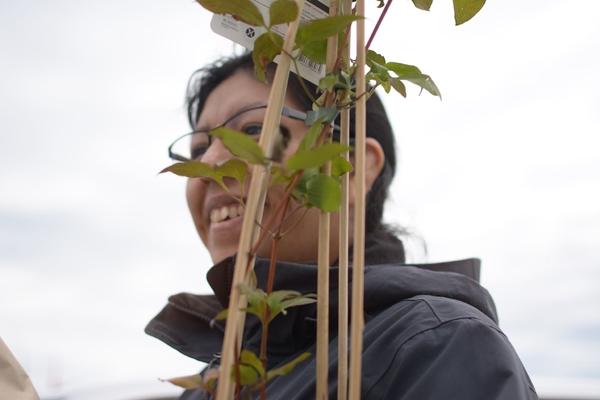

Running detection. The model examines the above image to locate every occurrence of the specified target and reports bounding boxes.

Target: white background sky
[1,0,599,398]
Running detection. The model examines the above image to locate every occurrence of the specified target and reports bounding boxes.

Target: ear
[348,137,385,207]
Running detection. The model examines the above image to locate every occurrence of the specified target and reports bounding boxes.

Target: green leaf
[161,374,207,390]
[235,364,260,386]
[305,107,339,125]
[306,173,341,212]
[292,168,318,203]
[366,50,390,82]
[296,15,362,47]
[398,73,442,98]
[269,166,292,187]
[215,159,248,186]
[385,62,422,77]
[331,156,353,177]
[210,127,266,165]
[366,49,386,66]
[240,349,265,377]
[269,0,298,27]
[215,308,229,321]
[266,353,311,380]
[300,39,327,65]
[248,270,258,289]
[196,0,265,27]
[238,284,267,320]
[159,161,234,193]
[286,143,351,171]
[275,296,317,320]
[252,33,284,83]
[159,162,218,180]
[388,77,407,97]
[318,72,350,93]
[296,118,324,155]
[239,284,266,308]
[266,290,302,309]
[381,80,392,93]
[411,0,433,11]
[453,0,486,25]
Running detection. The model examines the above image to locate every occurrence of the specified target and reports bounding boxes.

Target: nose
[200,137,233,168]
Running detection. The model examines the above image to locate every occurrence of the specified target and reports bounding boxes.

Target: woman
[147,53,538,399]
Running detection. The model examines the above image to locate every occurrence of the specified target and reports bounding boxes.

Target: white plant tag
[210,0,330,85]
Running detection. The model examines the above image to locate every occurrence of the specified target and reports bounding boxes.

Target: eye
[190,144,208,161]
[189,133,210,161]
[242,125,262,137]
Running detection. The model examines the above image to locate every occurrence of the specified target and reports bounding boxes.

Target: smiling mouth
[210,204,246,223]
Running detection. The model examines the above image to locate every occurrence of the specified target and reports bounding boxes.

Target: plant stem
[333,6,356,74]
[249,171,304,258]
[268,200,288,294]
[366,0,393,51]
[259,196,287,400]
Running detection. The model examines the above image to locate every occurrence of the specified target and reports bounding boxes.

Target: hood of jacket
[146,230,496,367]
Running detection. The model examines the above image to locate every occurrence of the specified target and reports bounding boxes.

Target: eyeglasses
[168,105,344,162]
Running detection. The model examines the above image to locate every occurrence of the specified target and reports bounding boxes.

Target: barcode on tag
[298,54,324,75]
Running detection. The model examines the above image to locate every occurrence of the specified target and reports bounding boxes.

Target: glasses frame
[168,105,344,162]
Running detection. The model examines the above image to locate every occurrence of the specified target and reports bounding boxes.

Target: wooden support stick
[215,2,306,399]
[316,2,340,399]
[348,0,366,399]
[337,108,351,400]
[337,1,352,398]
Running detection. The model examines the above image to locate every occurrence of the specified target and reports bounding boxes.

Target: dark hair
[186,52,405,262]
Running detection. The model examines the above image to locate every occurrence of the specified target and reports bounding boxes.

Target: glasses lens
[170,131,210,162]
[168,105,309,162]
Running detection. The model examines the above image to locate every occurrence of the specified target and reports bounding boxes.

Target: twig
[366,0,393,51]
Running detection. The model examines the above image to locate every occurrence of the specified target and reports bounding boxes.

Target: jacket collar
[146,231,490,364]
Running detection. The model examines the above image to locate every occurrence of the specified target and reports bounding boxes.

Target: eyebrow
[196,102,268,131]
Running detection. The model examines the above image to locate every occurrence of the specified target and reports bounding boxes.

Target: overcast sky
[1,0,599,398]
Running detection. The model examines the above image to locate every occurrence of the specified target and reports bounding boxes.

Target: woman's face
[186,70,342,264]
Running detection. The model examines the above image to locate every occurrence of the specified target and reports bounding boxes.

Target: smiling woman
[176,56,396,268]
[146,52,538,400]
[187,71,332,264]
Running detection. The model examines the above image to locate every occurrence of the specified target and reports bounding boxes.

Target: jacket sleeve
[371,317,538,400]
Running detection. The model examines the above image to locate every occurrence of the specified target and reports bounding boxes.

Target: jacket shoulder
[361,296,538,399]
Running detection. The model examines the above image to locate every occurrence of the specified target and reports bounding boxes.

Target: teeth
[210,205,245,223]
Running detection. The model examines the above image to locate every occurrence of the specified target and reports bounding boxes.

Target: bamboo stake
[316,2,340,398]
[348,0,366,399]
[337,3,352,399]
[215,2,306,399]
[316,155,331,400]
